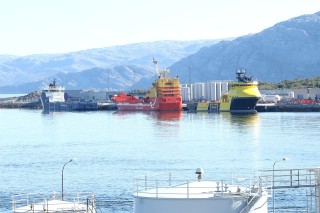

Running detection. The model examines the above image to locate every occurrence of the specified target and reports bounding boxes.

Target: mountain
[0,40,221,90]
[169,11,320,83]
[0,65,157,93]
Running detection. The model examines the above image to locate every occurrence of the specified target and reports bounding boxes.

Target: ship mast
[153,58,170,79]
[153,58,160,76]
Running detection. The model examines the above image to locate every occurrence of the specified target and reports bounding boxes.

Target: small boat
[133,168,268,213]
[12,192,96,213]
[40,79,98,113]
[219,69,261,114]
[112,59,182,111]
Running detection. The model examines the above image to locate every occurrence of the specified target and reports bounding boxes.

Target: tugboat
[40,79,98,113]
[112,59,182,111]
[219,69,261,114]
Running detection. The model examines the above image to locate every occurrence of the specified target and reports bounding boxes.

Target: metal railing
[12,192,96,213]
[259,167,320,190]
[133,174,262,199]
[258,167,320,213]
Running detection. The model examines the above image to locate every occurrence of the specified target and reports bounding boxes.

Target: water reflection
[113,111,182,121]
[220,112,261,127]
[220,112,261,143]
[150,111,182,121]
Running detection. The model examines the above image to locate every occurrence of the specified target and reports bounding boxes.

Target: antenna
[188,65,192,85]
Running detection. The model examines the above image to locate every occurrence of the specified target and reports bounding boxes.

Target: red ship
[112,59,182,111]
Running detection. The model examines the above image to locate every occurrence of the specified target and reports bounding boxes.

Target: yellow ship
[220,69,261,114]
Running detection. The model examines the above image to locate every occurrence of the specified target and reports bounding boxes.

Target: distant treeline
[259,77,320,90]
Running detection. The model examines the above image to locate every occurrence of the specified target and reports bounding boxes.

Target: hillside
[259,77,320,90]
[169,11,320,83]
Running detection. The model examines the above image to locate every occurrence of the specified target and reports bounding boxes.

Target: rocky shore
[0,91,42,109]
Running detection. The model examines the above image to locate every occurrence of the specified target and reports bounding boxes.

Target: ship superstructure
[112,59,182,111]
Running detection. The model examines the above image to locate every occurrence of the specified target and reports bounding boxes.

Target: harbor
[0,110,319,212]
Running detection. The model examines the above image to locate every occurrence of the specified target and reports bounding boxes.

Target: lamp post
[272,158,288,212]
[62,159,73,201]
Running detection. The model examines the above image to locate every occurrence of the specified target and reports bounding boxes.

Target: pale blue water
[0,108,319,212]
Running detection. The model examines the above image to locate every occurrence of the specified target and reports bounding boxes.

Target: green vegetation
[259,77,320,90]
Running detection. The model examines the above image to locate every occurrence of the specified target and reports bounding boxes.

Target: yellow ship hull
[219,83,261,114]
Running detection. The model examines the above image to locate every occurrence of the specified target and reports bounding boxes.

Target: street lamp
[272,157,288,212]
[62,159,73,201]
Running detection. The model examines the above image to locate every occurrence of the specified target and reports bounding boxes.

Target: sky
[0,0,319,56]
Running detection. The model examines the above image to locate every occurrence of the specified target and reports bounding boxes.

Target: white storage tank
[205,82,217,101]
[193,83,205,100]
[288,92,294,99]
[216,83,222,100]
[263,95,281,103]
[181,87,191,102]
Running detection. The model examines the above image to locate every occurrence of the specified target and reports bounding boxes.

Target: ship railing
[133,174,262,199]
[12,192,95,212]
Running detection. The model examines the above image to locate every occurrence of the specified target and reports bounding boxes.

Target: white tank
[133,172,268,213]
[263,95,281,103]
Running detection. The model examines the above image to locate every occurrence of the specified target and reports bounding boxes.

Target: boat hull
[41,93,98,113]
[115,97,182,111]
[219,81,261,114]
[229,97,259,114]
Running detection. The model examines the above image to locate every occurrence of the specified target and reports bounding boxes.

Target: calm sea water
[0,108,319,212]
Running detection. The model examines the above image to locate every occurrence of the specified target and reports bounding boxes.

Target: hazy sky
[0,0,319,56]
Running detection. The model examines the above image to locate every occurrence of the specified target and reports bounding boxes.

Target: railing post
[187,181,189,198]
[156,180,158,198]
[46,198,49,212]
[136,179,139,196]
[12,196,15,212]
[259,177,262,196]
[86,198,88,212]
[221,180,224,194]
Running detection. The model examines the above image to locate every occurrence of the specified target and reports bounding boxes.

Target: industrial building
[260,88,320,100]
[181,81,229,102]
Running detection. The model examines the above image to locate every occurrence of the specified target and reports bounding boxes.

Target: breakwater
[0,92,42,109]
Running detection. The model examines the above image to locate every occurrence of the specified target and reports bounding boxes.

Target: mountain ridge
[169,11,320,83]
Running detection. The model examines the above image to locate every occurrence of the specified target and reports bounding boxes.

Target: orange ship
[112,59,182,111]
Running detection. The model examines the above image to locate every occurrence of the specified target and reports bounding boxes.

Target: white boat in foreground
[12,192,96,213]
[133,168,268,213]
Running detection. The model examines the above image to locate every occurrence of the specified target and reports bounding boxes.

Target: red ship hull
[113,94,182,111]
